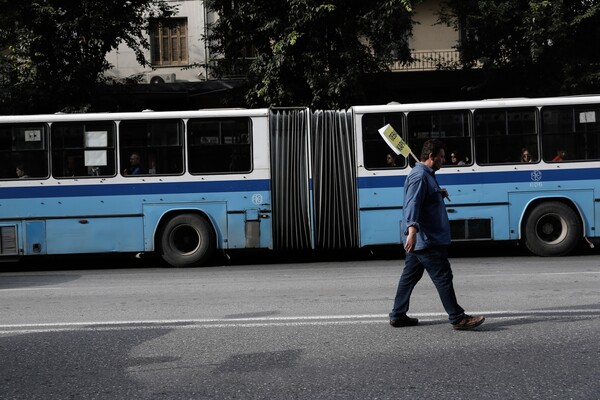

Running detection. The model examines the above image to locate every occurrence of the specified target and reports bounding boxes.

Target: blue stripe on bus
[358,175,407,188]
[2,167,598,198]
[0,179,271,199]
[358,167,600,188]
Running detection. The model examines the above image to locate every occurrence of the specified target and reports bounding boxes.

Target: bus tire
[158,214,215,267]
[523,201,581,257]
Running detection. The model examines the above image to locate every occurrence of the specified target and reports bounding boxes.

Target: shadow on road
[2,240,597,273]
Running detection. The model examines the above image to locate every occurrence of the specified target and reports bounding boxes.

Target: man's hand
[441,188,451,201]
[404,226,417,253]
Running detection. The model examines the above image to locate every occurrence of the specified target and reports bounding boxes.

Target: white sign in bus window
[85,150,107,166]
[24,129,42,141]
[85,131,108,147]
[579,111,596,123]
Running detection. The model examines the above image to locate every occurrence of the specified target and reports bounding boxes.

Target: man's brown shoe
[452,314,485,330]
[389,315,419,327]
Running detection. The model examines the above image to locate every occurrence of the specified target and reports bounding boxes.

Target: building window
[150,18,188,66]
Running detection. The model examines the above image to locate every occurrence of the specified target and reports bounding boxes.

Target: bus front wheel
[158,214,215,267]
[524,202,581,256]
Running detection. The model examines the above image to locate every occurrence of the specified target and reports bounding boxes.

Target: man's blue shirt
[401,162,451,250]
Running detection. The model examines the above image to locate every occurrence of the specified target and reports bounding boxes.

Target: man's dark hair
[420,139,445,161]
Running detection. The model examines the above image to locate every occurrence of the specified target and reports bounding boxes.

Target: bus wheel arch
[156,212,216,267]
[521,200,582,257]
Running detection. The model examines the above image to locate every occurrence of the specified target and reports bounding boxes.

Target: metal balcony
[390,49,462,72]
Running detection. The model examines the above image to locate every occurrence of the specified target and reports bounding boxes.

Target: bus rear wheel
[524,202,581,257]
[158,214,215,267]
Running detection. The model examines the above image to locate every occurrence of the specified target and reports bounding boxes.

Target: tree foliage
[438,0,600,96]
[204,0,416,109]
[0,0,176,114]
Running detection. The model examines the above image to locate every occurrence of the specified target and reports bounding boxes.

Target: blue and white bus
[1,95,599,267]
[355,95,600,257]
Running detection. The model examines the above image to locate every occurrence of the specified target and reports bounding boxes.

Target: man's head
[420,139,446,171]
[130,153,141,166]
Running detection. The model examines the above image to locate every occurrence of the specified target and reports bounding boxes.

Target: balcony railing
[208,58,254,79]
[209,49,464,79]
[390,49,461,71]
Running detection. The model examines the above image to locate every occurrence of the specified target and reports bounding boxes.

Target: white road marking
[0,309,598,334]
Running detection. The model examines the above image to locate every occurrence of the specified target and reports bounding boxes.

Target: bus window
[187,117,252,174]
[361,113,405,169]
[474,107,538,164]
[542,104,600,162]
[51,122,116,178]
[0,123,49,179]
[406,110,471,166]
[119,119,184,175]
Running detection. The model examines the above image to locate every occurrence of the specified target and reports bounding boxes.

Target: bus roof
[351,94,600,114]
[0,108,271,123]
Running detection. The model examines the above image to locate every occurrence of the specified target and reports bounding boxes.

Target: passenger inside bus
[520,147,533,163]
[449,151,465,166]
[385,153,397,167]
[123,152,146,175]
[551,149,566,162]
[16,164,29,178]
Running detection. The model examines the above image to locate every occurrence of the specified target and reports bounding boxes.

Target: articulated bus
[1,95,600,267]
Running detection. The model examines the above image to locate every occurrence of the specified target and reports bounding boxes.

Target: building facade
[104,0,473,108]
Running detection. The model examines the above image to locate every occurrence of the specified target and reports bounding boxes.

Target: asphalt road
[1,247,599,399]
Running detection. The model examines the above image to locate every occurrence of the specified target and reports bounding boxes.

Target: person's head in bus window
[551,149,566,162]
[16,164,29,179]
[449,151,465,166]
[385,153,397,167]
[124,152,146,175]
[520,147,533,163]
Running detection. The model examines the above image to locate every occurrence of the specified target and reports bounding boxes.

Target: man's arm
[403,176,425,253]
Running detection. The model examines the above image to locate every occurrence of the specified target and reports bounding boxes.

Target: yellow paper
[378,124,411,158]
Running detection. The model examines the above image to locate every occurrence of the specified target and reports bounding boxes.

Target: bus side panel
[0,223,20,257]
[226,212,246,249]
[356,176,404,247]
[24,221,46,255]
[442,178,493,242]
[357,185,402,246]
[226,209,272,249]
[445,205,499,240]
[142,202,227,251]
[358,209,402,245]
[46,217,144,254]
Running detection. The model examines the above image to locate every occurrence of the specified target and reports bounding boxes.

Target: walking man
[389,139,485,330]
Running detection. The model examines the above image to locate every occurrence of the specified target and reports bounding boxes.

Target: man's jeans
[390,246,465,324]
